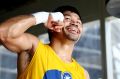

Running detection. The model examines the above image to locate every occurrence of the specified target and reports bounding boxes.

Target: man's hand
[44,14,64,32]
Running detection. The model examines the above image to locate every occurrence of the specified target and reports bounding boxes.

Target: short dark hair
[53,5,82,20]
[48,5,82,41]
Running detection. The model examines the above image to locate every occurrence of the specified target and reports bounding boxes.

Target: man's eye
[65,17,71,21]
[77,21,82,25]
[77,21,80,24]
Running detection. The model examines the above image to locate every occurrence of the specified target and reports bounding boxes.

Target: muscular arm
[0,15,36,38]
[0,13,62,53]
[0,15,38,53]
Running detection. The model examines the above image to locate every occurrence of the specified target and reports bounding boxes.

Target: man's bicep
[2,33,38,53]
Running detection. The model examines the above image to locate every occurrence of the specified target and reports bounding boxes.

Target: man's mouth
[66,26,80,34]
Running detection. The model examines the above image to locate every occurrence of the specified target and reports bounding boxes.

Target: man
[0,5,90,79]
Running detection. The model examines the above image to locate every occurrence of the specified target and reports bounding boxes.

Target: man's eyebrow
[64,14,70,16]
[64,13,80,20]
[76,15,80,20]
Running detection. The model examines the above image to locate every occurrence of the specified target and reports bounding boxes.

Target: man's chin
[67,36,79,42]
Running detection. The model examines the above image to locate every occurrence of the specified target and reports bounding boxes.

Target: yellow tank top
[18,41,86,79]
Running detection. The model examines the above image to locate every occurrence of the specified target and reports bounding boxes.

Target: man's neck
[49,38,75,63]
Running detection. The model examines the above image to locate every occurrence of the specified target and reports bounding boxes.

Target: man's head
[48,5,83,42]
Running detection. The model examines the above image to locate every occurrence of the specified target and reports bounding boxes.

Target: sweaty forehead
[63,11,80,20]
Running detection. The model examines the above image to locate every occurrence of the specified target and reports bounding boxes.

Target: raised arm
[0,15,36,38]
[0,12,64,53]
[0,15,38,53]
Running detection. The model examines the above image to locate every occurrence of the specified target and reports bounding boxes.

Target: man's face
[62,11,83,42]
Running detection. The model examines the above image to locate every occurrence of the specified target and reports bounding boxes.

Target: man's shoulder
[84,69,90,79]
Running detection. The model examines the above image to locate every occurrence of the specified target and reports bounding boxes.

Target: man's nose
[70,20,78,27]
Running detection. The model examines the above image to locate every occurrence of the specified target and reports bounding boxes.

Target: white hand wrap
[32,12,64,25]
[32,12,49,25]
[51,12,64,22]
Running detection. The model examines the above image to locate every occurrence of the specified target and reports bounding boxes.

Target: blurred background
[0,0,120,79]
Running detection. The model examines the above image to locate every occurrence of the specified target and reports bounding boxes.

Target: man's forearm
[0,12,64,39]
[0,15,36,38]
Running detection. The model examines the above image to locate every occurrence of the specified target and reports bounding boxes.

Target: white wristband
[32,12,49,25]
[32,12,64,25]
[51,12,64,22]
